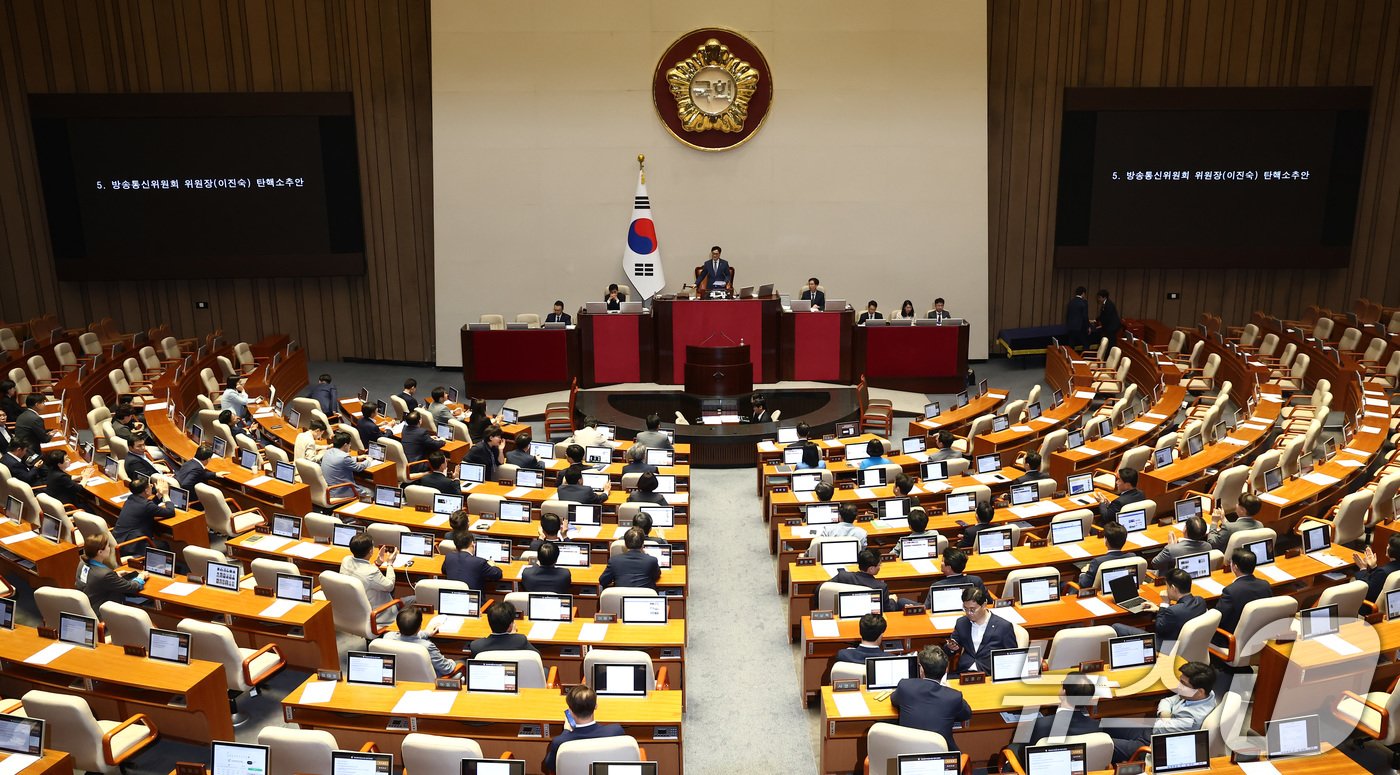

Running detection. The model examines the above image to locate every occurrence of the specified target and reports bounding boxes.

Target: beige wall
[432,0,989,367]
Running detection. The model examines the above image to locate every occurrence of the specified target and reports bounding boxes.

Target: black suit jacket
[835,644,886,664]
[1,453,40,485]
[401,426,445,465]
[521,565,572,594]
[545,312,572,325]
[556,483,605,505]
[958,522,997,549]
[0,396,21,422]
[14,409,46,447]
[1215,575,1272,635]
[465,441,500,482]
[506,449,543,470]
[355,417,388,447]
[394,392,419,413]
[1028,709,1099,748]
[1079,549,1134,588]
[442,550,503,591]
[124,455,159,483]
[800,289,826,310]
[831,569,897,613]
[626,491,668,506]
[175,459,218,492]
[621,461,658,476]
[79,563,144,612]
[857,311,885,324]
[1358,560,1400,602]
[698,257,731,288]
[599,550,660,589]
[114,494,174,543]
[42,466,86,507]
[928,309,953,321]
[1100,488,1146,524]
[1065,296,1090,338]
[1010,470,1050,486]
[1153,594,1208,652]
[468,631,537,657]
[890,678,972,747]
[950,613,1019,673]
[416,472,460,497]
[1098,299,1121,337]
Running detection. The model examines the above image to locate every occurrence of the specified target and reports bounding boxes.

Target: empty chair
[829,661,865,685]
[250,558,303,590]
[479,314,506,330]
[258,727,338,775]
[515,313,541,327]
[302,512,342,541]
[1317,494,1369,546]
[1089,359,1130,394]
[1043,733,1114,772]
[401,733,486,774]
[554,735,641,775]
[600,586,659,616]
[1005,567,1061,597]
[194,483,265,537]
[413,578,471,610]
[367,522,408,547]
[581,649,669,691]
[21,690,158,774]
[1045,625,1117,670]
[178,618,285,724]
[1269,353,1310,393]
[1314,579,1368,620]
[78,331,102,357]
[1089,556,1147,591]
[183,546,230,580]
[99,602,152,648]
[404,484,438,508]
[1222,527,1276,563]
[865,722,949,775]
[35,587,97,629]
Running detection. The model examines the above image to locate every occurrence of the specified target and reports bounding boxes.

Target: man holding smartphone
[543,685,627,774]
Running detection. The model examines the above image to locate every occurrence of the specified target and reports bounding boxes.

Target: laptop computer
[1108,571,1149,613]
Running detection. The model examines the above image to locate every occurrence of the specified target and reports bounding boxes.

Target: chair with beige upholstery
[178,618,285,725]
[479,314,506,330]
[555,735,641,775]
[21,690,158,774]
[98,602,152,649]
[1045,625,1117,670]
[258,727,339,775]
[1209,597,1298,668]
[194,483,265,537]
[401,733,487,774]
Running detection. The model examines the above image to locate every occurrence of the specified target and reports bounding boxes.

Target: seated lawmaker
[395,378,420,413]
[1151,516,1211,573]
[507,430,545,470]
[1097,466,1145,524]
[947,587,1017,673]
[604,283,627,311]
[529,513,568,552]
[557,465,608,504]
[1111,568,1208,653]
[957,502,996,549]
[1011,672,1099,758]
[796,443,825,470]
[857,300,884,324]
[1206,492,1264,552]
[1214,548,1271,639]
[928,297,952,321]
[928,431,963,462]
[1109,662,1217,762]
[1011,452,1050,485]
[891,646,972,749]
[743,394,771,424]
[355,403,393,447]
[416,451,460,497]
[469,600,536,657]
[836,612,890,664]
[621,444,657,476]
[41,450,88,508]
[522,541,572,594]
[114,476,174,549]
[897,300,917,319]
[543,685,627,775]
[635,413,672,450]
[599,528,661,590]
[442,530,503,591]
[1077,520,1132,589]
[858,438,891,469]
[175,445,224,492]
[79,535,147,612]
[830,548,900,612]
[465,424,506,482]
[895,508,940,560]
[545,300,572,325]
[800,277,826,311]
[379,607,457,677]
[1357,535,1400,602]
[626,472,667,506]
[818,504,868,549]
[923,548,985,605]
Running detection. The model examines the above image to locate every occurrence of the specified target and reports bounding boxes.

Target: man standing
[305,373,340,418]
[1094,289,1121,344]
[1065,286,1090,349]
[697,245,731,290]
[14,394,48,448]
[891,646,972,749]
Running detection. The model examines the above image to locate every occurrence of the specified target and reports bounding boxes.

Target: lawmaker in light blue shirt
[858,438,892,469]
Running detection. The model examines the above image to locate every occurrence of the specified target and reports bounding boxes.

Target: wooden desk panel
[460,326,580,400]
[854,323,969,394]
[654,297,780,385]
[1,750,74,775]
[0,519,80,589]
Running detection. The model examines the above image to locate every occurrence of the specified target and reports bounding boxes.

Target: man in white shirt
[338,532,406,626]
[569,417,617,449]
[295,419,329,463]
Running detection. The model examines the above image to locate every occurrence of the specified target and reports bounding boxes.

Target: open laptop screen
[1024,743,1085,775]
[211,742,270,775]
[1266,714,1321,759]
[865,654,917,690]
[1150,730,1210,773]
[330,750,394,775]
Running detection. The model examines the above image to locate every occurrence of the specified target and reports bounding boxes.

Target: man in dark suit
[506,431,544,470]
[697,245,731,290]
[621,444,657,476]
[521,541,572,594]
[947,588,1019,674]
[78,536,148,612]
[40,450,87,508]
[0,381,20,423]
[1098,467,1146,525]
[0,408,13,451]
[1078,521,1133,589]
[1013,672,1100,756]
[626,473,668,506]
[599,528,660,590]
[556,465,607,505]
[528,513,567,553]
[831,548,902,612]
[442,530,503,591]
[399,412,444,471]
[928,298,952,321]
[1206,493,1264,552]
[543,685,627,774]
[957,502,998,549]
[416,451,460,497]
[1093,289,1121,344]
[800,277,826,311]
[468,600,537,657]
[923,548,986,608]
[113,476,174,549]
[632,512,668,547]
[465,425,506,483]
[175,445,222,491]
[1357,535,1400,603]
[1,440,41,485]
[743,394,770,424]
[891,646,972,748]
[394,378,420,413]
[1010,452,1051,486]
[1214,548,1272,639]
[857,301,884,324]
[835,612,889,664]
[355,404,393,447]
[1064,286,1091,349]
[1118,569,1209,652]
[1152,516,1213,573]
[304,373,340,419]
[545,300,572,325]
[122,438,162,483]
[14,394,48,448]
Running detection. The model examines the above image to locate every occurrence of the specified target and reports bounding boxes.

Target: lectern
[684,344,753,396]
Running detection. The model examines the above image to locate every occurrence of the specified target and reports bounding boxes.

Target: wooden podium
[684,343,752,396]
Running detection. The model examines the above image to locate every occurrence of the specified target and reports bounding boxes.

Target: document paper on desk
[1060,543,1091,560]
[23,643,74,665]
[972,473,1007,485]
[1313,634,1363,657]
[1128,421,1157,432]
[758,441,778,453]
[1257,492,1288,505]
[1125,532,1157,548]
[664,493,687,505]
[1302,472,1342,486]
[392,690,457,716]
[988,551,1020,567]
[578,623,609,642]
[991,607,1026,624]
[929,615,961,631]
[259,599,299,619]
[1078,597,1117,617]
[244,475,273,486]
[0,754,41,775]
[248,535,293,553]
[340,501,370,515]
[1009,501,1060,519]
[299,681,336,704]
[0,531,36,545]
[424,514,449,527]
[1257,564,1295,583]
[286,542,329,559]
[526,621,560,641]
[810,620,841,638]
[908,559,937,575]
[160,582,200,597]
[832,692,873,718]
[855,488,878,500]
[1237,762,1283,775]
[1194,578,1224,595]
[570,525,601,539]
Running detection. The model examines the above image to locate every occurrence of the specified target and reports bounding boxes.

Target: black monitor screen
[29,93,365,279]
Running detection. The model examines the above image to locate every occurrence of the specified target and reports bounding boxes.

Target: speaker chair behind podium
[694,264,735,293]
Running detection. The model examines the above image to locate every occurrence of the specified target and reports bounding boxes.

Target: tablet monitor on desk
[1009,483,1039,506]
[901,436,926,455]
[286,409,301,431]
[582,472,611,491]
[1150,729,1209,773]
[569,503,599,526]
[923,402,941,419]
[474,538,511,563]
[399,532,434,558]
[802,503,840,526]
[366,442,385,462]
[276,572,313,603]
[1173,497,1203,522]
[592,663,649,697]
[1175,552,1212,580]
[206,560,242,591]
[238,449,258,471]
[975,528,1013,555]
[975,453,1001,475]
[210,742,273,775]
[459,462,486,485]
[1065,430,1085,450]
[946,492,976,515]
[1116,508,1147,532]
[640,506,674,528]
[167,485,190,511]
[1185,433,1204,457]
[554,542,590,568]
[621,596,668,624]
[1108,633,1155,670]
[992,414,1010,433]
[59,611,97,648]
[777,426,800,444]
[1266,714,1321,759]
[4,496,22,524]
[876,498,907,521]
[642,544,672,569]
[920,461,948,482]
[990,646,1040,682]
[272,513,302,540]
[1025,402,1042,422]
[1262,466,1283,493]
[782,447,804,465]
[148,628,191,664]
[1154,447,1175,469]
[645,448,674,467]
[499,500,531,522]
[190,424,204,444]
[589,764,658,775]
[466,660,519,694]
[953,392,969,410]
[330,750,394,775]
[818,539,860,567]
[39,513,61,542]
[1243,538,1274,566]
[356,387,369,403]
[462,759,526,775]
[346,651,396,686]
[1050,520,1083,545]
[433,493,464,515]
[979,379,989,396]
[374,485,402,508]
[652,475,676,494]
[515,469,544,488]
[898,536,936,561]
[527,593,573,622]
[145,547,175,578]
[211,436,230,458]
[332,524,362,547]
[845,442,870,462]
[529,441,555,460]
[439,589,481,618]
[273,461,296,484]
[0,598,14,630]
[896,752,961,774]
[1300,522,1330,554]
[866,654,917,690]
[0,714,42,758]
[859,467,887,488]
[1066,473,1093,496]
[926,584,973,616]
[1016,576,1059,606]
[375,399,388,417]
[836,590,882,619]
[1299,604,1339,640]
[1386,588,1400,621]
[499,406,518,425]
[584,446,611,464]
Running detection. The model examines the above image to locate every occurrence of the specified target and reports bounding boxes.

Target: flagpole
[638,153,645,184]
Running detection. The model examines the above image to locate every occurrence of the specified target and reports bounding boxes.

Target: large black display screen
[1054,87,1369,268]
[30,93,364,279]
